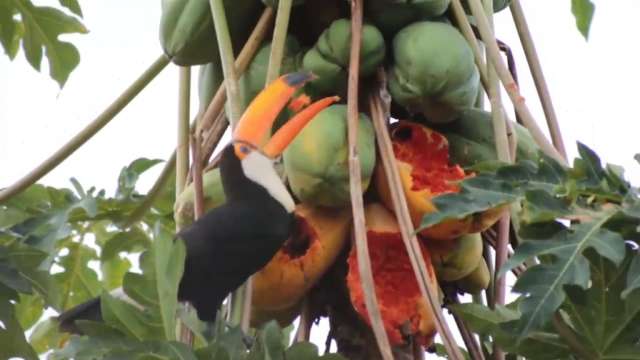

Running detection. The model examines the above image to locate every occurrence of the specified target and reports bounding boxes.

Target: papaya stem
[265,0,293,84]
[0,54,170,204]
[552,313,596,360]
[177,67,191,196]
[370,83,463,359]
[209,0,243,128]
[196,8,274,140]
[448,293,486,360]
[459,0,568,166]
[510,0,567,159]
[346,2,394,359]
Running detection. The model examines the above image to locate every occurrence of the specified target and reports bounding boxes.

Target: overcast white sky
[1,0,640,357]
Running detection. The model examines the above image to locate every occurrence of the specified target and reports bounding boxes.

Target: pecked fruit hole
[391,124,413,142]
[282,215,315,259]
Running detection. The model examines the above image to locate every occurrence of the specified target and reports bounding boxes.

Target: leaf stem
[552,313,595,360]
[0,54,170,204]
[265,0,293,84]
[209,0,243,128]
[176,67,191,196]
[510,0,567,159]
[346,2,394,359]
[370,84,463,359]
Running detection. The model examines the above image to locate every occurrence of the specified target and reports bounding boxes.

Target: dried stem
[196,8,274,137]
[449,295,485,360]
[209,0,243,127]
[346,2,394,359]
[510,0,567,159]
[451,0,567,166]
[265,0,293,84]
[0,55,170,204]
[370,93,463,359]
[295,299,312,343]
[177,67,191,195]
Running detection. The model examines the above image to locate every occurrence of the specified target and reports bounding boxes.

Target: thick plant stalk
[370,93,463,360]
[196,8,274,137]
[552,313,595,360]
[449,294,485,360]
[295,299,312,342]
[177,67,191,195]
[346,2,394,359]
[510,0,567,159]
[0,55,170,204]
[265,0,293,84]
[452,0,567,166]
[209,0,243,127]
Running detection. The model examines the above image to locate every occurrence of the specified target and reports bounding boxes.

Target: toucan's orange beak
[233,71,339,158]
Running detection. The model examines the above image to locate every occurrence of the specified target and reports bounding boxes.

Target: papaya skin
[457,257,490,294]
[251,204,352,311]
[250,300,302,328]
[430,233,483,281]
[346,203,437,347]
[375,120,505,241]
[283,105,376,207]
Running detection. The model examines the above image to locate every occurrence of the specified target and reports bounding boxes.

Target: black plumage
[177,144,293,320]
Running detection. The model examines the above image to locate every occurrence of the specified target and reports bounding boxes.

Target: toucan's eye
[239,145,250,154]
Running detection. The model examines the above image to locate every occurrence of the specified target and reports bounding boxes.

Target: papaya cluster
[165,0,539,350]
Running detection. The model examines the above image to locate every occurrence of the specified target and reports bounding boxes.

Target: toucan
[58,72,338,332]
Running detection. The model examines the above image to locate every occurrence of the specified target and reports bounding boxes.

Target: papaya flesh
[251,204,352,311]
[283,104,376,207]
[346,203,437,347]
[375,121,504,241]
[388,21,480,123]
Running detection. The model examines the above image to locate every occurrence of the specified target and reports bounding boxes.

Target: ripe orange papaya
[251,204,352,311]
[346,203,437,347]
[375,120,504,241]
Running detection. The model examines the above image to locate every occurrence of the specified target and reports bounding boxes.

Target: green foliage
[571,0,595,40]
[0,0,87,87]
[436,143,640,357]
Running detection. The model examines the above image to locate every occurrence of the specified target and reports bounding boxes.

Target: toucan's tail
[57,296,102,334]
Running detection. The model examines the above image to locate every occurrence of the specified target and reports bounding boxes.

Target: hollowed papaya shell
[346,203,436,346]
[375,121,504,241]
[251,204,352,311]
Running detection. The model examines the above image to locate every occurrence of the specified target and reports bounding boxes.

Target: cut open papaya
[376,120,504,241]
[346,203,437,346]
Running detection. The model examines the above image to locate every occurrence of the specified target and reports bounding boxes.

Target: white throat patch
[241,151,295,213]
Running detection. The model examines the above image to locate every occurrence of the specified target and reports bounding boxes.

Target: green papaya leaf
[0,292,38,360]
[285,342,320,359]
[59,0,82,17]
[51,335,198,360]
[3,0,88,87]
[450,303,570,358]
[29,317,68,354]
[623,254,640,299]
[571,0,595,40]
[120,223,185,340]
[100,255,131,291]
[116,158,164,200]
[14,293,44,330]
[100,226,151,260]
[501,212,626,343]
[562,248,640,357]
[54,241,101,310]
[261,321,286,360]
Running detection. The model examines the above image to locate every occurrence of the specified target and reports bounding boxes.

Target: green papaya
[159,0,262,65]
[174,168,226,228]
[239,36,304,110]
[283,104,376,207]
[388,21,480,123]
[430,233,483,281]
[436,108,541,168]
[365,0,451,36]
[302,19,385,97]
[197,62,224,115]
[457,257,490,294]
